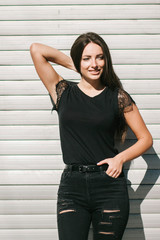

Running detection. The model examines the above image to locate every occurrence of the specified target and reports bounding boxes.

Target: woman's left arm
[97,104,153,178]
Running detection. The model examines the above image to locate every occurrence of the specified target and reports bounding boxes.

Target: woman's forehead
[82,42,103,56]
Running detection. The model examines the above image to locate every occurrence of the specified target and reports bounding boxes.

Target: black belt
[64,164,109,173]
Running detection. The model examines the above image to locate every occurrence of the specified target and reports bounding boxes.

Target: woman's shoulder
[55,79,77,94]
[49,79,77,112]
[117,88,136,113]
[107,87,136,114]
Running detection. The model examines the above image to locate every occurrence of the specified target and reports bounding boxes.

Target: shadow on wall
[121,145,160,240]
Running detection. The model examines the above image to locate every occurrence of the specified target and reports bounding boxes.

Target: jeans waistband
[64,164,109,173]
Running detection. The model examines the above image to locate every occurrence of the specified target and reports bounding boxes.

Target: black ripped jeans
[57,165,129,240]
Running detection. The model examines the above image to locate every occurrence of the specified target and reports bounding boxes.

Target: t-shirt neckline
[76,84,107,99]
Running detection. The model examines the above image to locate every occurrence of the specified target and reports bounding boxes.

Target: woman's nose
[91,58,97,68]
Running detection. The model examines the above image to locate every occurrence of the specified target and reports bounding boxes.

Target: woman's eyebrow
[83,53,104,57]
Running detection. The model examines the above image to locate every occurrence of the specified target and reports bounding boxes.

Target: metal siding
[0,1,159,240]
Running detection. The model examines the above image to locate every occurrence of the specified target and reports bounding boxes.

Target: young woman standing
[30,32,153,240]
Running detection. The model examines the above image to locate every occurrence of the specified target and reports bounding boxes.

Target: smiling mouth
[89,70,101,74]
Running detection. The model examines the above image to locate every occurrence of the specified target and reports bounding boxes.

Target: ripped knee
[59,209,76,214]
[103,209,120,213]
[99,231,114,235]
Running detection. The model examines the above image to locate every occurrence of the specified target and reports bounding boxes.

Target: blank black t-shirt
[49,79,135,165]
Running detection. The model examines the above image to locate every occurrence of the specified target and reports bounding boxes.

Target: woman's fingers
[106,171,119,178]
[97,158,122,178]
[106,168,121,178]
[97,159,108,165]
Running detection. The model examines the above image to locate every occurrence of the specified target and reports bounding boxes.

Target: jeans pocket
[101,170,124,181]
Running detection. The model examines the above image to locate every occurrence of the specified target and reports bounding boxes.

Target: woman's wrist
[30,43,75,71]
[114,153,126,165]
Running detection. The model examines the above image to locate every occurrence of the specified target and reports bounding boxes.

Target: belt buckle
[79,165,87,173]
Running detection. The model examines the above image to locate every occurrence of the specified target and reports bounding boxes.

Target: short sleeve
[49,79,69,112]
[118,88,136,114]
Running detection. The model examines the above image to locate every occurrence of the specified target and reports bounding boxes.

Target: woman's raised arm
[30,43,76,103]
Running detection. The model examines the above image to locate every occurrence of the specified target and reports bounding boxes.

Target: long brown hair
[70,32,127,142]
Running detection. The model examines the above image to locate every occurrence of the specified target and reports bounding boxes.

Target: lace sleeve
[118,88,136,114]
[49,79,69,112]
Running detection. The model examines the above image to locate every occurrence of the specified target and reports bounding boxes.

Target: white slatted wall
[0,0,160,239]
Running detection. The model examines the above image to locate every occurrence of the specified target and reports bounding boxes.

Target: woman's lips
[89,69,101,74]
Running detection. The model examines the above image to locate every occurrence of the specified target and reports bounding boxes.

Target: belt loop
[69,165,72,172]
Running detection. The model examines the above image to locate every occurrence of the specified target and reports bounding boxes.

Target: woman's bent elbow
[30,43,38,53]
[147,133,153,149]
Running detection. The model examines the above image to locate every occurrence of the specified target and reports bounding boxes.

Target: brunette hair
[70,32,123,90]
[70,32,127,142]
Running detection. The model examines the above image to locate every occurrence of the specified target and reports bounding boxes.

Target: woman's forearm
[115,134,153,164]
[30,43,76,71]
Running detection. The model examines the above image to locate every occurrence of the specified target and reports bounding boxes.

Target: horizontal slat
[0,140,159,154]
[0,199,155,214]
[0,229,58,240]
[0,186,59,200]
[0,95,160,110]
[0,200,57,214]
[1,50,160,65]
[0,154,159,170]
[0,199,159,214]
[125,169,160,185]
[0,185,159,200]
[0,125,158,139]
[0,170,63,185]
[1,80,160,95]
[1,35,160,50]
[0,215,55,229]
[0,169,158,185]
[0,213,159,229]
[127,214,160,228]
[0,229,158,240]
[130,199,160,214]
[0,111,59,125]
[0,0,160,5]
[0,126,60,140]
[122,80,160,93]
[0,140,62,154]
[0,110,159,125]
[124,155,160,170]
[1,5,160,20]
[0,65,160,80]
[0,155,64,170]
[1,20,160,35]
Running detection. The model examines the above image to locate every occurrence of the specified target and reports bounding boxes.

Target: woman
[30,32,153,240]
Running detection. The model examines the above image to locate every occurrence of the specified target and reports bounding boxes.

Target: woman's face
[80,42,105,82]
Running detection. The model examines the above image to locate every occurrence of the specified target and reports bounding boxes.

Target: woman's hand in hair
[30,43,78,105]
[97,156,124,178]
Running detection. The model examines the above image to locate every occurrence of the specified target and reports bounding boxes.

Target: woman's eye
[98,56,104,59]
[82,56,104,61]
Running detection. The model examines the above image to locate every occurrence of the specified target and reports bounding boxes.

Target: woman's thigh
[57,196,91,240]
[90,171,129,240]
[57,169,92,240]
[91,201,129,240]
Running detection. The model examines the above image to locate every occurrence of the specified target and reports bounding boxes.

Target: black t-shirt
[49,79,135,165]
